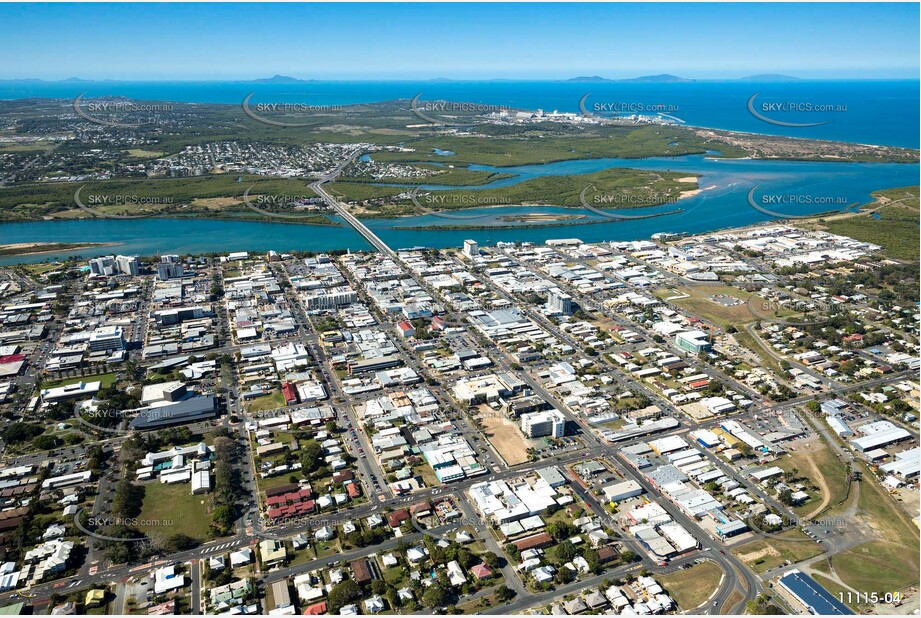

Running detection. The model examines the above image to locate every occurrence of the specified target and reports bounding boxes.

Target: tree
[422,583,453,609]
[547,521,576,541]
[328,580,362,612]
[556,566,575,584]
[555,540,577,561]
[495,585,515,602]
[481,551,501,570]
[1,422,44,444]
[162,534,198,553]
[300,440,324,474]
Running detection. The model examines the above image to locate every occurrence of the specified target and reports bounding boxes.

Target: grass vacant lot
[136,482,212,540]
[659,560,724,610]
[828,468,921,595]
[653,285,755,329]
[44,372,117,389]
[246,389,286,413]
[776,438,850,517]
[732,529,823,573]
[810,572,863,612]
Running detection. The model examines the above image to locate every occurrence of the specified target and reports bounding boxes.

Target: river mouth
[0,154,916,264]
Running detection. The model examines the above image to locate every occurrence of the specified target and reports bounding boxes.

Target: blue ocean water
[0,79,918,147]
[0,79,917,261]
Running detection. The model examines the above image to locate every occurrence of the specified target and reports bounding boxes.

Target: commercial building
[521,409,566,438]
[826,415,853,438]
[88,326,125,352]
[302,287,358,311]
[463,239,479,259]
[88,256,116,276]
[602,480,644,502]
[152,306,207,325]
[128,395,219,430]
[349,355,403,375]
[40,380,102,403]
[89,254,140,276]
[676,330,712,354]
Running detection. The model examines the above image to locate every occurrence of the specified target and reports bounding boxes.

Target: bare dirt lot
[476,406,531,466]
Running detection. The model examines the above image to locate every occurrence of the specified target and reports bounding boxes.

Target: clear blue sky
[1,3,918,80]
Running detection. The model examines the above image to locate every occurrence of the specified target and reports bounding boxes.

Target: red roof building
[282,382,299,405]
[388,508,411,528]
[513,532,553,551]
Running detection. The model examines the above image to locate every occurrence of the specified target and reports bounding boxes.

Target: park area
[136,482,213,541]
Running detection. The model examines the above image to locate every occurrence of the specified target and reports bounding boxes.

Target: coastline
[0,241,118,257]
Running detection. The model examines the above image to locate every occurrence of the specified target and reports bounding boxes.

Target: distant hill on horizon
[620,74,694,83]
[737,73,801,81]
[252,74,314,83]
[567,74,694,83]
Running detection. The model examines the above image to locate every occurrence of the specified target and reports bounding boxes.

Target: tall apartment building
[88,256,116,276]
[521,410,566,438]
[90,254,140,276]
[157,257,184,281]
[546,289,573,315]
[115,255,140,276]
[463,239,479,259]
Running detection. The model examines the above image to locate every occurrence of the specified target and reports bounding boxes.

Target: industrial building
[777,570,853,615]
[849,420,912,452]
